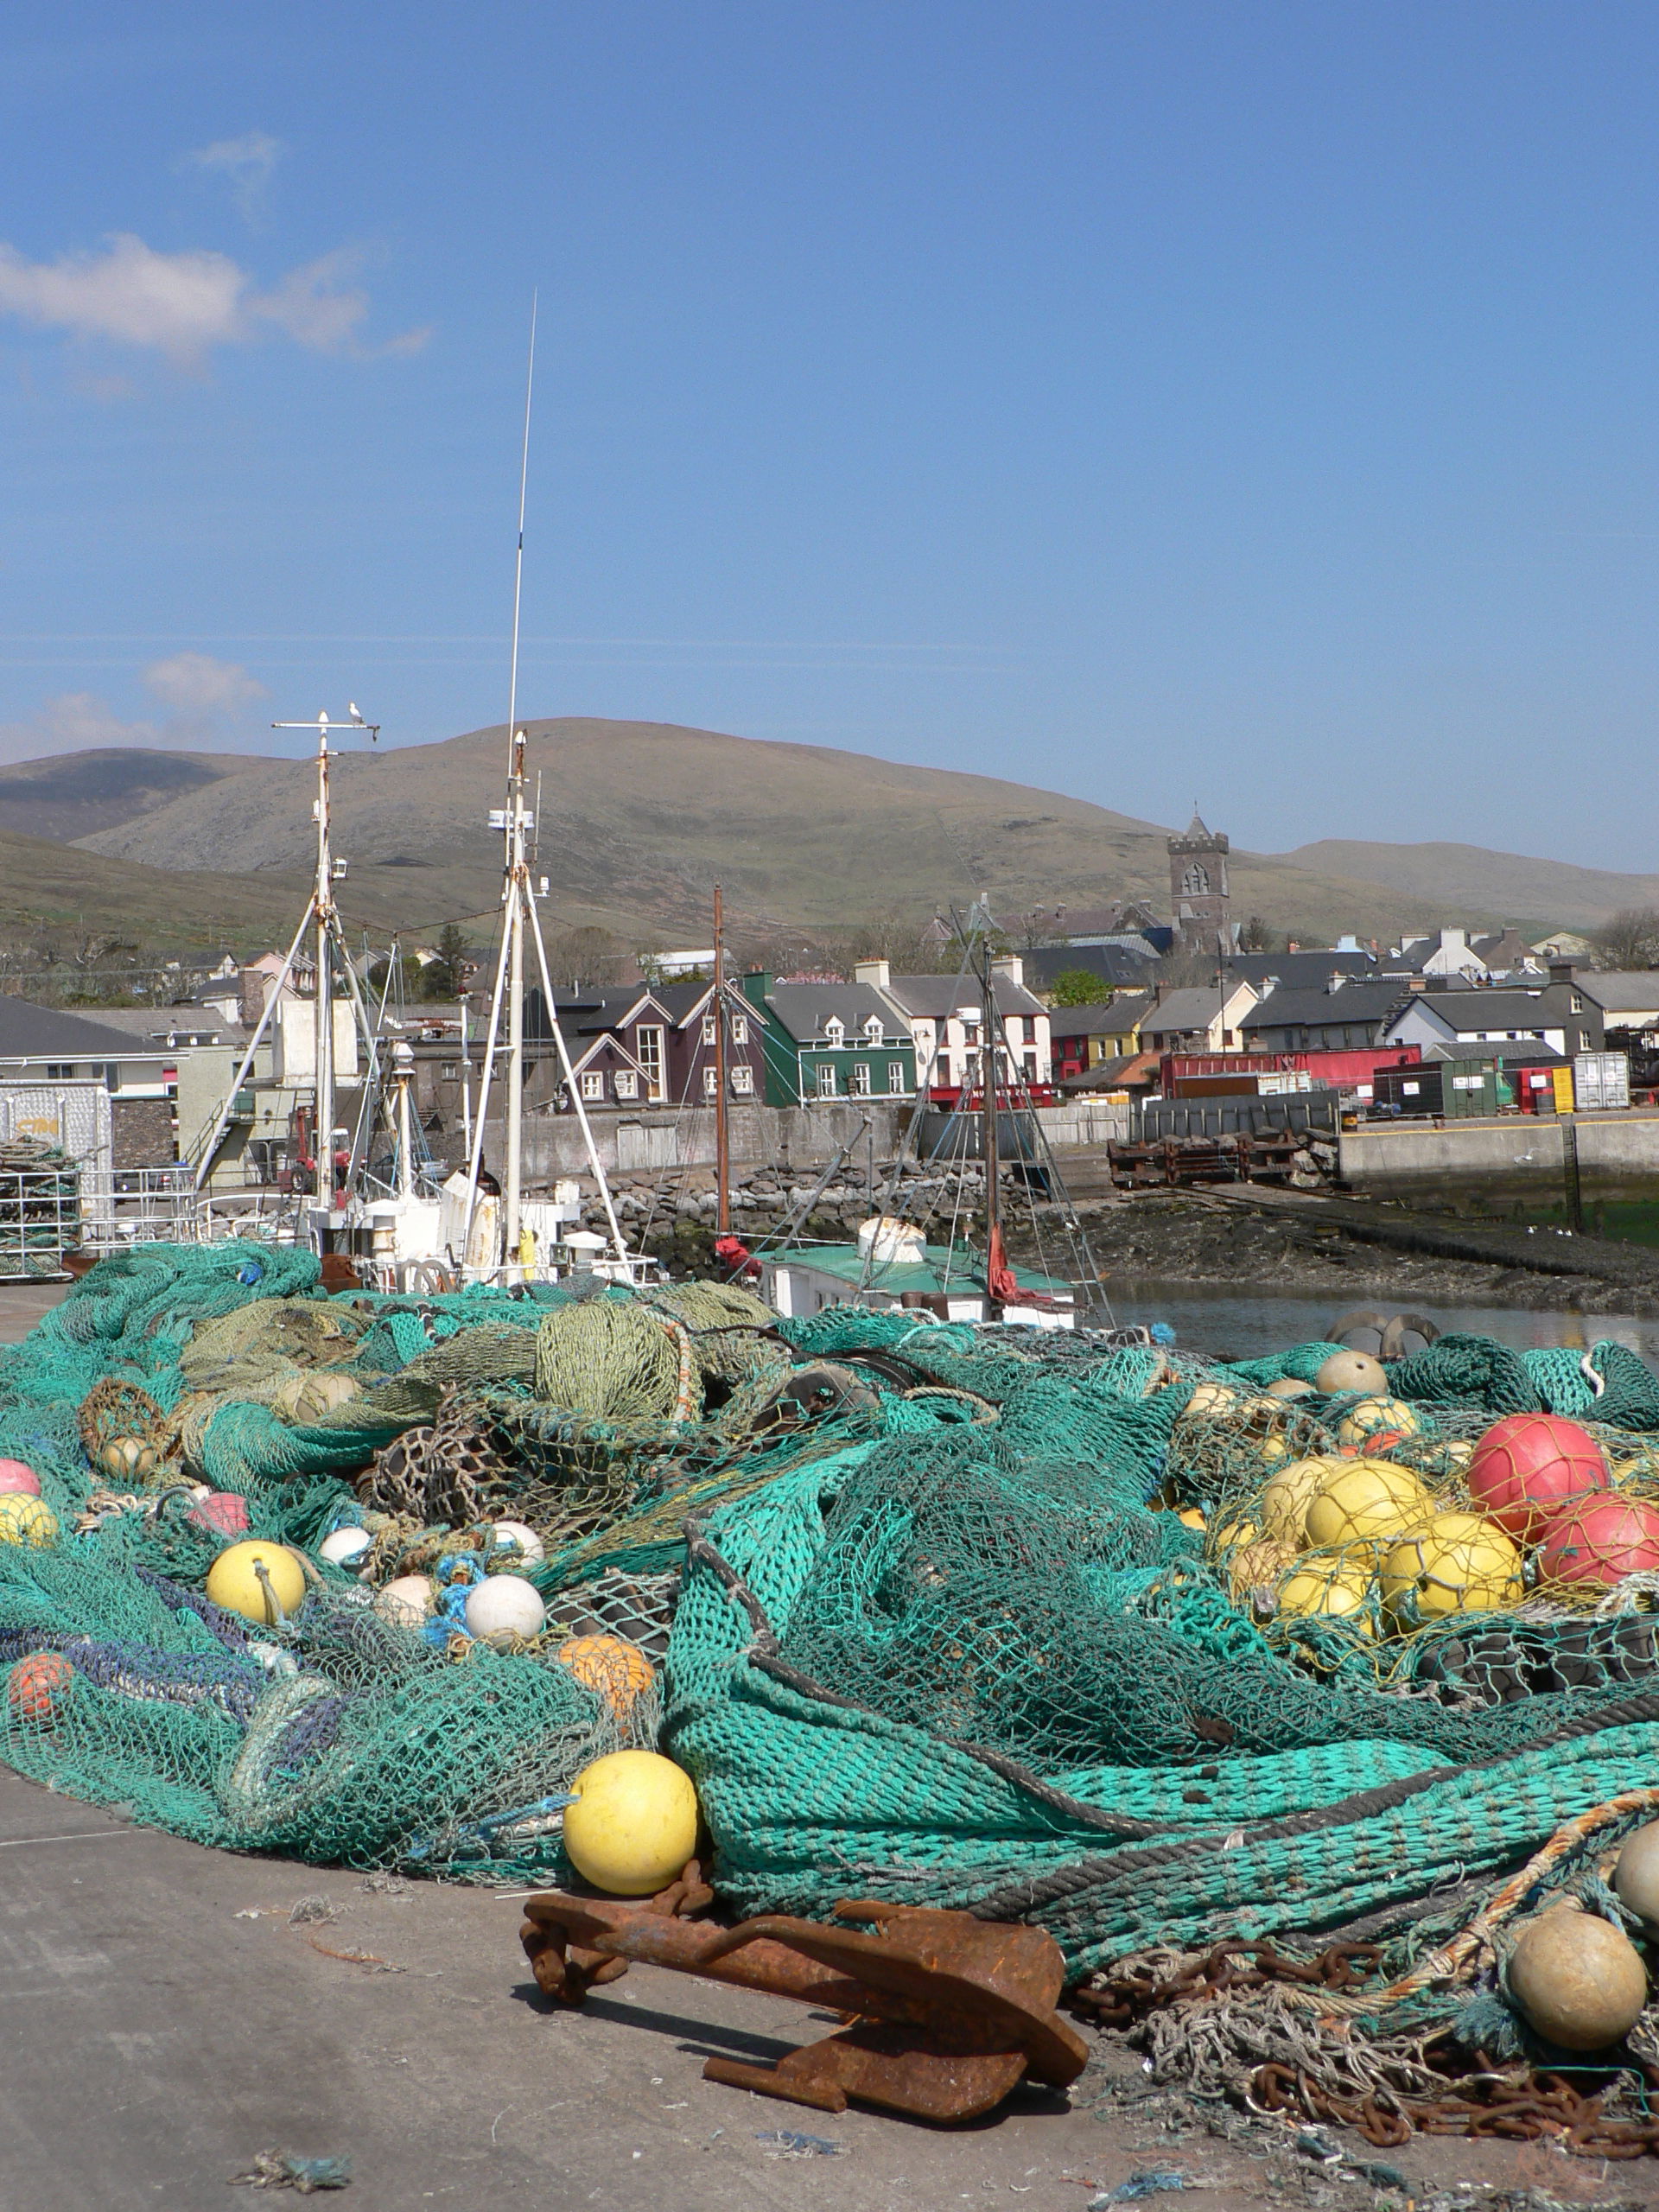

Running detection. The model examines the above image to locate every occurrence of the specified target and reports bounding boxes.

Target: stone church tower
[1166,811,1232,954]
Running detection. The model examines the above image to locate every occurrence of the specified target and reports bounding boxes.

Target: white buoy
[465,1573,546,1648]
[1614,1821,1659,1932]
[492,1519,546,1569]
[319,1526,372,1571]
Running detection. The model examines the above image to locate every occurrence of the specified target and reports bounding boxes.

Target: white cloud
[143,652,265,715]
[0,232,429,366]
[187,131,283,221]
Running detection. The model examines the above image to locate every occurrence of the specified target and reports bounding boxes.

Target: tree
[1047,968,1114,1007]
[420,922,473,1000]
[1238,915,1278,952]
[1591,908,1659,970]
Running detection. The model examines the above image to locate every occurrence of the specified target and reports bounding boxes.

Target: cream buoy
[1266,1376,1313,1401]
[464,1573,546,1647]
[1507,1907,1649,2050]
[1314,1349,1388,1397]
[376,1575,435,1627]
[1613,1822,1659,1932]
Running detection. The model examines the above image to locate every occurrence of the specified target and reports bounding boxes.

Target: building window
[816,1064,837,1097]
[1023,1054,1037,1085]
[887,1061,905,1094]
[702,1065,719,1097]
[1021,1015,1035,1044]
[864,1015,882,1041]
[581,1071,605,1100]
[730,1014,748,1045]
[824,1017,844,1046]
[440,1063,460,1080]
[702,1014,717,1046]
[635,1025,665,1100]
[1571,992,1584,1013]
[45,1064,75,1078]
[850,1062,872,1096]
[613,1069,639,1100]
[731,1064,753,1095]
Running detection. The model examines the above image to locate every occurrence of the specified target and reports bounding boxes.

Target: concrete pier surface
[0,1765,1624,2212]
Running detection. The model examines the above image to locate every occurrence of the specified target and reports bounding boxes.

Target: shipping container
[1573,1052,1630,1112]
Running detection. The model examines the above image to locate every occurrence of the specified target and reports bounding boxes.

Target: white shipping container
[1573,1052,1630,1113]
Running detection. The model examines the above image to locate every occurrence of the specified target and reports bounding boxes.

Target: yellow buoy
[204,1541,308,1624]
[1176,1505,1207,1530]
[1305,1460,1432,1549]
[1508,1906,1649,2050]
[1260,1458,1338,1542]
[1315,1350,1389,1397]
[1379,1512,1522,1619]
[1258,1434,1291,1468]
[1208,1514,1257,1554]
[1275,1560,1375,1635]
[1337,1396,1422,1450]
[561,1749,700,1897]
[0,1495,58,1548]
[1227,1536,1294,1602]
[1184,1379,1240,1421]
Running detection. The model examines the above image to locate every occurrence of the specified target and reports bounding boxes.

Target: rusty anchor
[518,1884,1089,2124]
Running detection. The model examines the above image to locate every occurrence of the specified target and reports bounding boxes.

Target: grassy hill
[62,716,1526,946]
[0,716,1648,950]
[0,823,310,947]
[1274,839,1659,935]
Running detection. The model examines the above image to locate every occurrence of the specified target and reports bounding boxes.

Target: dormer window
[864,1014,882,1040]
[824,1017,845,1047]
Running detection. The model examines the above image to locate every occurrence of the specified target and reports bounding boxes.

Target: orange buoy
[556,1635,657,1719]
[9,1650,73,1725]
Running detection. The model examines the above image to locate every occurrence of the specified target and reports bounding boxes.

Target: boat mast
[979,927,1001,1274]
[713,882,729,1235]
[501,298,537,1265]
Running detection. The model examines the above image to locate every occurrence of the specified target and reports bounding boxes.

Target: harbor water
[1105,1277,1659,1366]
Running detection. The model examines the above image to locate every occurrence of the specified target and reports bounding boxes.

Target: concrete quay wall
[1340,1110,1659,1205]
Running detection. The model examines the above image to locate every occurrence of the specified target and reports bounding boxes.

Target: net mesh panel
[12,1241,1659,2029]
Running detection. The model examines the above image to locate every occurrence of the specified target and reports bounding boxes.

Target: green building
[740,975,918,1106]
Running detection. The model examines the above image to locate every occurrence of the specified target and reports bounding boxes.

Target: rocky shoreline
[1053,1192,1659,1315]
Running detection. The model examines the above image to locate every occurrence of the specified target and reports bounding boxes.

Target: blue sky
[4,3,1659,868]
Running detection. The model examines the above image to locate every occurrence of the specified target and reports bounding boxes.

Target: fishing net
[12,1241,1659,2145]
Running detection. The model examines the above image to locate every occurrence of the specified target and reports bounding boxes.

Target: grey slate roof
[882,972,1046,1019]
[765,980,907,1045]
[1398,988,1571,1033]
[1224,950,1375,992]
[0,1000,175,1059]
[1243,980,1409,1031]
[1141,987,1236,1033]
[1023,943,1155,993]
[1576,973,1659,1016]
[1050,994,1153,1038]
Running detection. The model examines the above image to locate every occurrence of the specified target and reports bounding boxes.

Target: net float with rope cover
[556,1634,656,1718]
[1466,1413,1610,1541]
[1537,1494,1659,1590]
[0,1496,58,1549]
[0,1459,41,1497]
[1259,1457,1338,1541]
[99,1436,157,1484]
[1303,1460,1433,1549]
[1183,1379,1241,1421]
[1506,1904,1649,2051]
[1379,1511,1524,1621]
[9,1650,72,1724]
[204,1541,307,1625]
[561,1749,700,1897]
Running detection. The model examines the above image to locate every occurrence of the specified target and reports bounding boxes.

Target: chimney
[1548,957,1575,987]
[854,958,891,990]
[991,954,1026,988]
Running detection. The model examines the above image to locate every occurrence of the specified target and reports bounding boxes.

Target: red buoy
[1466,1413,1609,1541]
[188,1492,251,1537]
[1539,1494,1659,1587]
[0,1459,41,1497]
[9,1650,72,1724]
